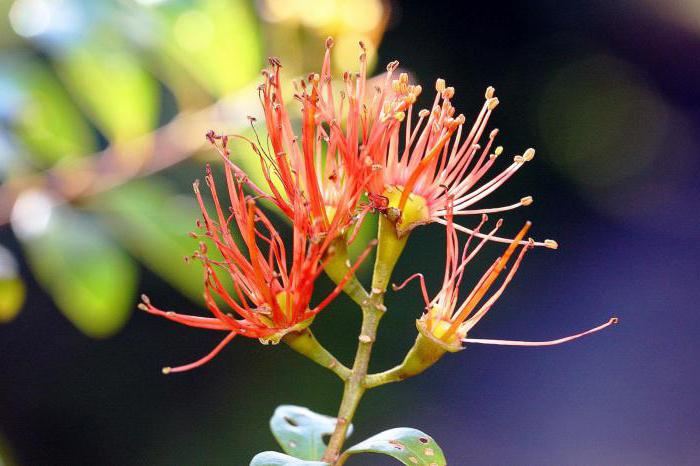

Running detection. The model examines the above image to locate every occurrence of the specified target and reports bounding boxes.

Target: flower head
[361,71,556,248]
[140,162,373,373]
[394,202,617,352]
[209,38,369,248]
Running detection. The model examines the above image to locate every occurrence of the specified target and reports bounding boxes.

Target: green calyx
[415,315,464,353]
[258,293,316,345]
[384,185,431,238]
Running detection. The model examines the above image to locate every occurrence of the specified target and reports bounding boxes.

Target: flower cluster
[141,38,614,373]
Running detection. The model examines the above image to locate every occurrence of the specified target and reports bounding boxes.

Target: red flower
[394,201,617,351]
[357,69,555,248]
[209,38,367,248]
[139,163,373,374]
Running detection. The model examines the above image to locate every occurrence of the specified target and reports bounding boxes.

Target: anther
[487,97,500,110]
[544,239,559,249]
[141,294,151,304]
[523,148,535,162]
[162,367,172,375]
[435,78,446,93]
[418,109,430,118]
[326,36,334,49]
[520,196,533,206]
[494,146,503,156]
[485,86,495,99]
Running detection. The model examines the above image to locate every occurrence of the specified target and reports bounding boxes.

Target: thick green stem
[364,332,448,388]
[283,328,351,381]
[371,215,408,293]
[321,213,409,463]
[323,237,369,307]
[321,292,385,463]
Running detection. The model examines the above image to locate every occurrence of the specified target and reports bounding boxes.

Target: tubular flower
[394,203,617,352]
[209,38,370,248]
[363,70,555,248]
[139,163,373,374]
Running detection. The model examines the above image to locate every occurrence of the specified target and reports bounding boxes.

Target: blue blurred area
[1,0,699,465]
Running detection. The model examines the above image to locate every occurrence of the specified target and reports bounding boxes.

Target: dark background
[2,0,699,464]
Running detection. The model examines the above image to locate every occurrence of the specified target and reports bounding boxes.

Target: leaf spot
[418,437,430,444]
[424,447,435,456]
[389,439,405,450]
[409,457,419,464]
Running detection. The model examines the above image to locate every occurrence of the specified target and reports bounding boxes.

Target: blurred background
[0,0,698,464]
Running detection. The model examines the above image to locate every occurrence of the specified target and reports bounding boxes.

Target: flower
[208,38,369,248]
[394,202,617,352]
[361,70,556,248]
[139,163,373,374]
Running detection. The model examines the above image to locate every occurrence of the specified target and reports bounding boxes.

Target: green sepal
[338,427,447,465]
[259,318,314,345]
[270,405,352,461]
[249,451,328,466]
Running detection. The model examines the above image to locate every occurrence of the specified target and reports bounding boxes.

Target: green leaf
[0,55,96,167]
[157,0,261,97]
[91,178,203,301]
[338,428,447,466]
[0,245,25,323]
[14,194,137,337]
[57,39,158,142]
[270,405,352,461]
[250,452,328,466]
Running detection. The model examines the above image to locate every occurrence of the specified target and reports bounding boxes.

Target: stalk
[322,215,402,463]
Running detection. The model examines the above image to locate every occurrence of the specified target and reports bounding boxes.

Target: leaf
[13,192,137,337]
[249,451,328,466]
[270,405,352,461]
[338,428,447,466]
[0,245,25,323]
[156,0,261,97]
[57,39,158,142]
[91,178,203,301]
[0,55,96,167]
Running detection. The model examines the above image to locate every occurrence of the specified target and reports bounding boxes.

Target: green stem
[364,332,448,388]
[321,291,385,463]
[322,214,405,463]
[323,237,369,307]
[283,328,351,381]
[371,215,408,293]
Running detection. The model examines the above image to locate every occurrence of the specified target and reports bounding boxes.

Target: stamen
[162,331,237,374]
[462,318,619,346]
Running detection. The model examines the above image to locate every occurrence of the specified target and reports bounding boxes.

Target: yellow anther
[544,239,559,249]
[523,148,535,161]
[435,78,446,93]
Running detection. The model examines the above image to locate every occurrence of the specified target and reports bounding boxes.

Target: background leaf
[250,451,328,466]
[13,192,137,337]
[57,38,158,142]
[270,405,352,461]
[0,56,96,167]
[0,244,25,322]
[156,0,261,98]
[91,177,203,301]
[338,427,446,466]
